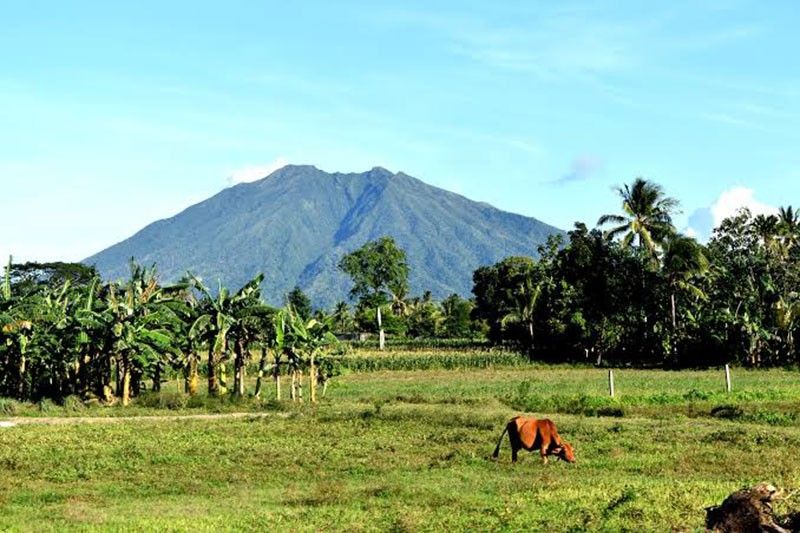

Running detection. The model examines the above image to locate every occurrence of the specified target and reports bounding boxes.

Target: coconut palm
[597,178,679,260]
[777,206,800,252]
[331,301,355,335]
[662,235,709,329]
[752,214,780,251]
[500,274,542,348]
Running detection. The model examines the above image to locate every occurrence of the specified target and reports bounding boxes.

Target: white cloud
[226,157,289,185]
[686,186,777,241]
[710,186,777,226]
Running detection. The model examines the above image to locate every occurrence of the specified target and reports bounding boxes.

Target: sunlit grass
[1,363,800,530]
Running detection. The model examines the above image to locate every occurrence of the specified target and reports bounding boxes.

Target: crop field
[2,362,800,531]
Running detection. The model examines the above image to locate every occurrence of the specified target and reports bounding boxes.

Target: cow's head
[552,442,576,463]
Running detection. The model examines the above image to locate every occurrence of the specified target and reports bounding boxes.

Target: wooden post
[725,364,732,393]
[608,369,615,397]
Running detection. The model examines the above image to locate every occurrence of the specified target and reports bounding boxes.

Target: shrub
[710,404,744,420]
[136,392,188,410]
[62,395,85,412]
[37,399,59,414]
[0,398,22,415]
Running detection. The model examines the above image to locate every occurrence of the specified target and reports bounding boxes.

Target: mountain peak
[84,165,563,307]
[367,166,394,177]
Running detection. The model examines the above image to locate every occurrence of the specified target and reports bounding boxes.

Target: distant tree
[501,273,543,349]
[440,294,475,338]
[7,261,98,295]
[406,292,442,338]
[332,301,355,335]
[338,237,409,302]
[338,237,409,348]
[472,256,541,345]
[752,214,780,251]
[597,177,679,260]
[662,234,708,330]
[286,285,312,321]
[778,205,800,254]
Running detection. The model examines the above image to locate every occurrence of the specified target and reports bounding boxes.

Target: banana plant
[189,273,267,397]
[104,263,180,406]
[286,308,338,403]
[255,307,286,399]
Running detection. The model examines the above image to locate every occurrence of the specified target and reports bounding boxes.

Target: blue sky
[2,1,799,263]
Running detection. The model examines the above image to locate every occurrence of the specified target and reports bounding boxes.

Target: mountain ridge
[84,165,563,307]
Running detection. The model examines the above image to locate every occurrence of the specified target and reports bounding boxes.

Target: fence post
[608,369,615,397]
[725,364,732,393]
[377,307,385,351]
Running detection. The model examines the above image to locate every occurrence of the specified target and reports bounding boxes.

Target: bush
[683,388,711,401]
[710,404,744,420]
[0,398,22,415]
[37,399,59,414]
[136,392,189,410]
[62,395,85,412]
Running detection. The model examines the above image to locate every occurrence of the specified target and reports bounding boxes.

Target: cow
[492,416,576,464]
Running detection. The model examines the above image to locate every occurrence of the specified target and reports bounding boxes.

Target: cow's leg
[509,424,522,463]
[539,434,552,464]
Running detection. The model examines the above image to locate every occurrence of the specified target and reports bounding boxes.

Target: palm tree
[777,206,800,252]
[500,274,542,348]
[332,301,354,335]
[597,178,679,261]
[662,235,709,329]
[752,214,780,251]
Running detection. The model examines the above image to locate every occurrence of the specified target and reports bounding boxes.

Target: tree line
[0,262,340,404]
[473,178,800,368]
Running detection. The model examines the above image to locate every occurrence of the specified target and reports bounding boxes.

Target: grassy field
[2,364,800,531]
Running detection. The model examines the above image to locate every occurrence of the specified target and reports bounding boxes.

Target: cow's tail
[492,423,509,458]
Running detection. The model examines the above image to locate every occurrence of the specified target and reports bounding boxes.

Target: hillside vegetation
[83,165,561,307]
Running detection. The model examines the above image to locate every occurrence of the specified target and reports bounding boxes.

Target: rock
[706,483,796,532]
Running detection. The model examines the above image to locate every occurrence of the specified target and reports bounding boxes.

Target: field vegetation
[2,364,800,531]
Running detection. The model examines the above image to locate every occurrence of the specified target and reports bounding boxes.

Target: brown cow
[492,416,576,464]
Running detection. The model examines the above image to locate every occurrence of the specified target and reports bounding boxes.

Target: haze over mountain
[84,165,562,308]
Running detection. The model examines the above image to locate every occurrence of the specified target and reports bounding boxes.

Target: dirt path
[0,411,290,427]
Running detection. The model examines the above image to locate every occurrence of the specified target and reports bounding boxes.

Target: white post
[377,307,385,351]
[608,369,615,397]
[725,364,732,393]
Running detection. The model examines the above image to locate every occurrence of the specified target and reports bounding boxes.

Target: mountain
[84,165,563,308]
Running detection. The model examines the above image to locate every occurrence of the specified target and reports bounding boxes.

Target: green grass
[2,365,800,531]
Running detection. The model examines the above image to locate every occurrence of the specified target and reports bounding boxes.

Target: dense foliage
[473,179,800,368]
[0,261,339,403]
